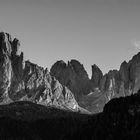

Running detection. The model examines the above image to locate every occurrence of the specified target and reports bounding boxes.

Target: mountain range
[0,32,140,113]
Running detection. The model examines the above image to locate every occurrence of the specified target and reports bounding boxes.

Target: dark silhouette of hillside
[0,90,140,140]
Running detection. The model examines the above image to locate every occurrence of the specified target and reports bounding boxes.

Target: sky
[0,0,140,78]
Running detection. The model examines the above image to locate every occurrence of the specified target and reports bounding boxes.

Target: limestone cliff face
[101,52,140,101]
[0,33,15,102]
[0,32,82,112]
[128,52,140,93]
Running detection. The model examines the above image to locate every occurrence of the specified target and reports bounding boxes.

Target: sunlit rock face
[0,33,16,103]
[0,32,82,112]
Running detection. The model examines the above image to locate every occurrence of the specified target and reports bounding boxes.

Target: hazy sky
[1,0,140,77]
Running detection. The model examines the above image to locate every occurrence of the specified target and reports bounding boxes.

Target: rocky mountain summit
[50,60,93,101]
[0,32,86,113]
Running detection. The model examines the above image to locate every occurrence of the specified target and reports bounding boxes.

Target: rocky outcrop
[50,60,93,101]
[0,33,14,102]
[128,52,140,93]
[0,32,84,112]
[102,52,140,100]
[91,64,103,88]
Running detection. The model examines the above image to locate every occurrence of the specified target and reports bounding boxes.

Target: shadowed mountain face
[0,32,88,113]
[0,91,140,140]
[50,60,93,101]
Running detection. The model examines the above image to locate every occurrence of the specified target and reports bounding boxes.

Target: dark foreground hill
[0,91,140,140]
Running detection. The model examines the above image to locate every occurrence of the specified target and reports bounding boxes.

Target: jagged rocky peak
[119,61,129,82]
[51,59,89,79]
[101,51,140,101]
[91,64,103,87]
[0,32,21,57]
[130,51,140,64]
[69,59,89,78]
[116,52,140,95]
[0,32,11,53]
[127,52,140,93]
[0,32,23,102]
[99,69,119,91]
[129,52,140,77]
[12,38,21,56]
[50,60,67,76]
[51,59,92,101]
